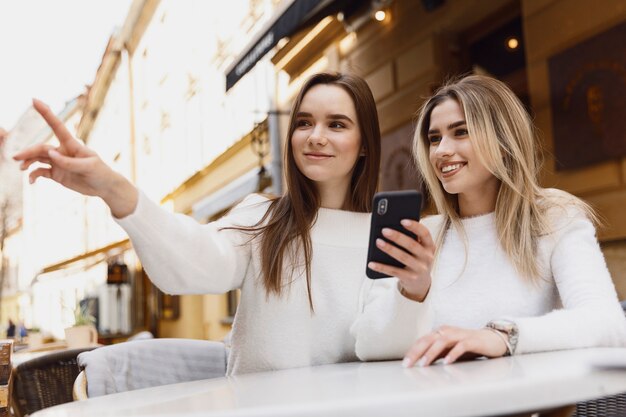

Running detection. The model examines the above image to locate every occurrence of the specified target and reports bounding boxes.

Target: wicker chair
[11,346,97,417]
[572,300,626,417]
[0,340,13,417]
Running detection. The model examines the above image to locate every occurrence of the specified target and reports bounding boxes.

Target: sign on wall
[380,122,423,192]
[548,21,626,170]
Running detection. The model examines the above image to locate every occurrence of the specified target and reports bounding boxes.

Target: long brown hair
[238,72,380,309]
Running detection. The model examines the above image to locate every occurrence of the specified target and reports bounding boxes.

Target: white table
[33,347,626,417]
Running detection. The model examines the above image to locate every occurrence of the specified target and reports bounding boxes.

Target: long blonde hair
[414,75,595,281]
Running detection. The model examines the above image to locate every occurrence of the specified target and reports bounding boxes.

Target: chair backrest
[72,370,87,401]
[12,346,97,417]
[76,338,228,398]
[0,340,13,417]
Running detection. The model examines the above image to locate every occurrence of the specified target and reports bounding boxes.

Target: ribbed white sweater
[353,206,626,360]
[116,192,426,374]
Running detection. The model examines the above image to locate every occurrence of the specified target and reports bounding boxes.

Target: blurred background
[0,0,625,347]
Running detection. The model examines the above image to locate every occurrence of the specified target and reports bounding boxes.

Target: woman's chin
[441,183,460,195]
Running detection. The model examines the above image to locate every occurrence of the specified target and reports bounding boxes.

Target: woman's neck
[317,181,350,210]
[458,185,498,217]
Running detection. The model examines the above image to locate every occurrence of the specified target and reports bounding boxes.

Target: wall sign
[548,21,626,170]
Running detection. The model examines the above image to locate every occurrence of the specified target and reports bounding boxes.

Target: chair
[11,346,97,417]
[572,300,626,417]
[73,338,228,399]
[574,394,626,417]
[0,340,13,417]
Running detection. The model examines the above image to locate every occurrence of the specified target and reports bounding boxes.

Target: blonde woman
[353,74,626,366]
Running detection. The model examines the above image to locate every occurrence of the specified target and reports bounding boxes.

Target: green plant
[73,304,96,327]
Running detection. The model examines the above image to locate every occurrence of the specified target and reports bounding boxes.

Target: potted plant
[64,304,98,348]
[27,327,44,348]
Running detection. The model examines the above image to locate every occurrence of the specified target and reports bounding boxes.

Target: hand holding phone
[366,190,422,279]
[365,190,435,301]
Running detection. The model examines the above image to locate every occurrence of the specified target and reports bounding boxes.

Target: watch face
[489,320,517,335]
[496,321,514,332]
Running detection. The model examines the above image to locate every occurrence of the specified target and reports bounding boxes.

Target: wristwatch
[485,320,519,356]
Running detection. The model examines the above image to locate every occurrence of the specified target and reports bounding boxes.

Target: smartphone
[366,190,422,279]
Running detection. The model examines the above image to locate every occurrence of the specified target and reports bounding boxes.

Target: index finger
[32,99,82,155]
[400,220,435,250]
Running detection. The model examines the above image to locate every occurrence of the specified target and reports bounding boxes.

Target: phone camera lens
[377,199,387,215]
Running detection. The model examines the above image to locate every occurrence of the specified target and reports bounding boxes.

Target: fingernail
[402,357,412,368]
[443,356,451,365]
[382,228,392,237]
[401,219,411,226]
[417,357,427,367]
[48,149,58,157]
[376,238,386,247]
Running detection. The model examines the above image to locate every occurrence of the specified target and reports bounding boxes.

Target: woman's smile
[438,161,466,178]
[304,152,333,161]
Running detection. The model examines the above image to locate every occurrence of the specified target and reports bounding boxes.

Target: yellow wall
[156,293,232,341]
[202,293,233,341]
[158,295,202,339]
[522,0,626,298]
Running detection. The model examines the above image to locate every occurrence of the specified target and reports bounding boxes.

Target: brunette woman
[15,73,407,375]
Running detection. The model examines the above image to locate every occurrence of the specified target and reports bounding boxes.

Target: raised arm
[13,99,138,218]
[14,99,261,294]
[114,191,265,294]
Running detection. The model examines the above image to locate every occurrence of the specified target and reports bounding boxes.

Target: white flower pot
[64,325,98,348]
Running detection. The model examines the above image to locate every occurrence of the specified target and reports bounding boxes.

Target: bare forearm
[100,173,139,218]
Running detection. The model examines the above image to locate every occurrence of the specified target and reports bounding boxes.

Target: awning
[191,167,269,221]
[40,239,131,274]
[225,0,364,91]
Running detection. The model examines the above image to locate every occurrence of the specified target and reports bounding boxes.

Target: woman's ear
[359,146,366,157]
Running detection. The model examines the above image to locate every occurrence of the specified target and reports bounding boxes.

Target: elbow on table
[599,305,626,348]
[353,332,406,362]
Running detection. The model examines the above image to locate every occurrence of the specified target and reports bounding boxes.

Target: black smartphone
[366,190,422,279]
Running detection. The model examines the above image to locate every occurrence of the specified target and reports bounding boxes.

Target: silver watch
[486,320,519,356]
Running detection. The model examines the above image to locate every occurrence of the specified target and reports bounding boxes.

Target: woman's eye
[329,121,345,129]
[296,120,311,128]
[456,128,468,136]
[428,136,441,144]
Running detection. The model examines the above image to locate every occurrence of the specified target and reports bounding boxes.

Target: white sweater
[116,192,426,374]
[353,207,626,360]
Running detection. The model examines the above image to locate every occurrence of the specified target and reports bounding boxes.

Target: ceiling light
[506,37,519,50]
